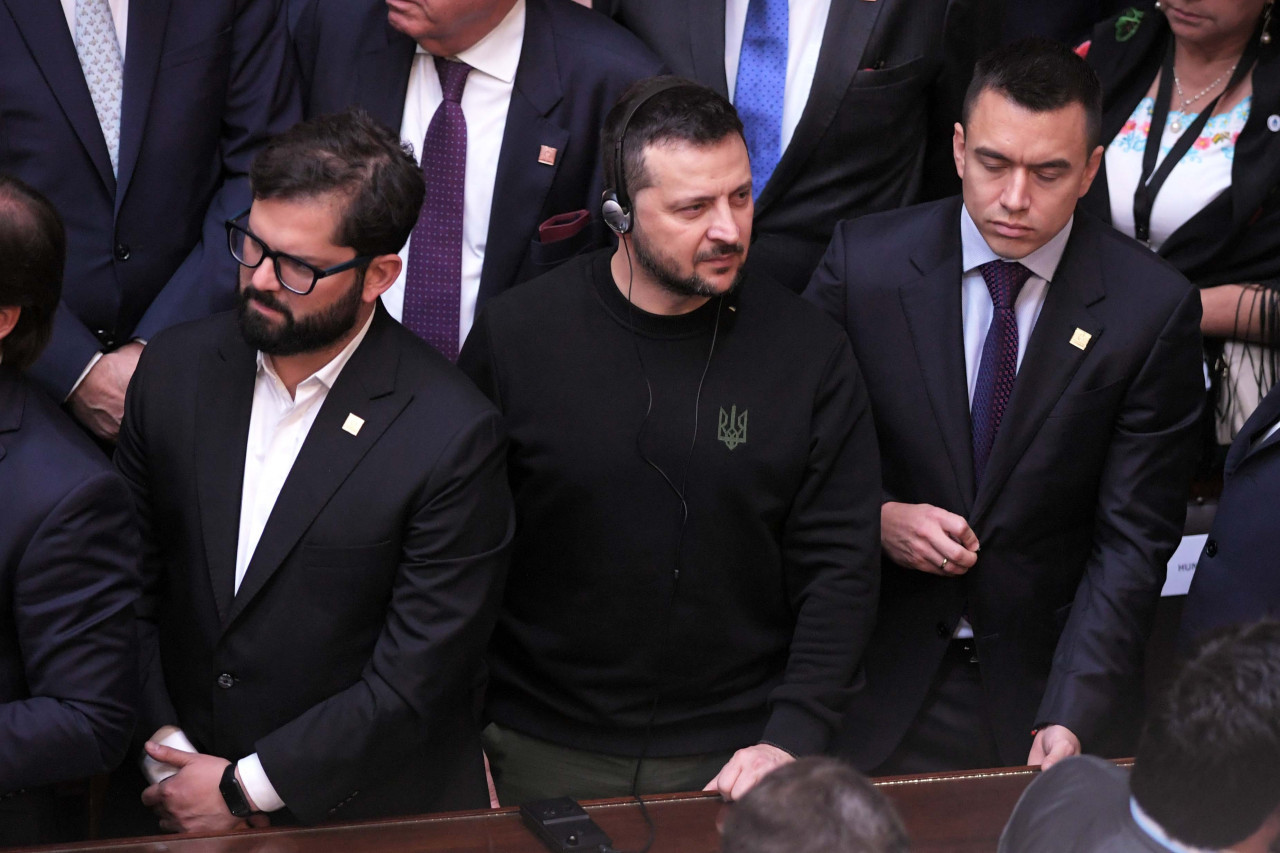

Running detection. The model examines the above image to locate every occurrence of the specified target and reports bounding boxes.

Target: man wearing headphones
[458,77,881,805]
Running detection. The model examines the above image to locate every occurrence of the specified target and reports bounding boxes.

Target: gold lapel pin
[342,413,365,436]
[1069,328,1092,351]
[538,145,558,166]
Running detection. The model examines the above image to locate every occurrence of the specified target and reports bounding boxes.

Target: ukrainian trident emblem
[718,405,748,450]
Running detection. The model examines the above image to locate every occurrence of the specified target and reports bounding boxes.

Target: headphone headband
[601,77,687,235]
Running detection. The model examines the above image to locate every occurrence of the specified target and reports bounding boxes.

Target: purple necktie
[971,260,1033,482]
[403,57,471,361]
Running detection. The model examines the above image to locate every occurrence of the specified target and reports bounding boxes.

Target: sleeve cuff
[238,754,286,813]
[65,351,104,401]
[760,702,833,757]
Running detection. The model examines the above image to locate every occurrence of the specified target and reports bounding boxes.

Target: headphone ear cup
[601,192,632,235]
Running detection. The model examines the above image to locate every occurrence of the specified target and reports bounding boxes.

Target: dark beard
[632,226,746,301]
[236,274,364,356]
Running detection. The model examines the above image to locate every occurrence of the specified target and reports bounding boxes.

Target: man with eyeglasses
[114,108,514,832]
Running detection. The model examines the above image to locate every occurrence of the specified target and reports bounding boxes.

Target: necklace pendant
[1170,116,1182,134]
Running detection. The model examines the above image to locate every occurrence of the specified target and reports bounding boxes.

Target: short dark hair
[721,757,909,853]
[249,108,425,257]
[601,76,745,202]
[962,37,1103,150]
[0,174,65,370]
[1131,620,1280,848]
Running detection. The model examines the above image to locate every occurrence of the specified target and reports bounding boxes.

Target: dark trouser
[482,723,736,806]
[871,638,1005,775]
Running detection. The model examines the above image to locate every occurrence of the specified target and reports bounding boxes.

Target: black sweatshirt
[459,250,880,758]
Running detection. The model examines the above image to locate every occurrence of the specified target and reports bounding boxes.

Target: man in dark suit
[1179,382,1280,647]
[289,0,661,360]
[598,0,999,293]
[114,110,513,832]
[1000,620,1280,853]
[0,175,139,846]
[805,39,1203,773]
[0,0,300,440]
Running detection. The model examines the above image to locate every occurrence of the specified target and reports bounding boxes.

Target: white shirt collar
[1130,797,1220,853]
[256,307,376,396]
[960,204,1074,284]
[415,0,525,85]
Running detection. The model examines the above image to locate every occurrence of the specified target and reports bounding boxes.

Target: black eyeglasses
[225,208,372,295]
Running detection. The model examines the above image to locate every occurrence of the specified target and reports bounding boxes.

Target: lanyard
[1132,36,1257,244]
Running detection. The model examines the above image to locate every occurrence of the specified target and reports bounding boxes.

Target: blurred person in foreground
[1000,619,1280,853]
[721,757,909,853]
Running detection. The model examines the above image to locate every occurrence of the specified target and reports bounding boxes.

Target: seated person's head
[0,174,64,369]
[1131,619,1280,849]
[721,757,909,853]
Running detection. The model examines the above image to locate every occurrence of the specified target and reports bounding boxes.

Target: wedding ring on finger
[940,557,950,572]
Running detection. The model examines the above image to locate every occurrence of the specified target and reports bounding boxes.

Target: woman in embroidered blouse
[1081,1,1280,458]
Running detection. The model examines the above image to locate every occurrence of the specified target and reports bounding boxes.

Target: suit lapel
[900,204,976,511]
[690,3,728,98]
[1226,383,1280,474]
[476,0,567,307]
[3,0,116,194]
[969,221,1105,530]
[226,307,411,626]
[359,21,417,132]
[755,0,883,215]
[115,0,172,213]
[194,323,257,627]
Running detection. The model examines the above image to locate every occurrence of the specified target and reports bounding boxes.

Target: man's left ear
[0,306,21,343]
[1078,145,1104,197]
[361,254,403,303]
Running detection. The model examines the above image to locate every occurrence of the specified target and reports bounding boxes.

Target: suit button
[114,242,131,261]
[217,673,235,689]
[1205,539,1218,557]
[935,622,949,639]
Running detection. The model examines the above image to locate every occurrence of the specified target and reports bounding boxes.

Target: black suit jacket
[0,0,301,397]
[0,367,138,828]
[114,306,514,824]
[600,0,998,293]
[290,0,662,313]
[998,757,1165,853]
[806,198,1203,767]
[1081,12,1280,290]
[1180,382,1280,647]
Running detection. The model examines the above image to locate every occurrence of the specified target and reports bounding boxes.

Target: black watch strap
[219,762,253,818]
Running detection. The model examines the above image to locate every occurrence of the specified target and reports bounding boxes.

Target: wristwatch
[219,762,254,818]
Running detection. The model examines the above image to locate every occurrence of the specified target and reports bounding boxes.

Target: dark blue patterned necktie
[972,260,1033,482]
[734,0,787,201]
[403,57,471,362]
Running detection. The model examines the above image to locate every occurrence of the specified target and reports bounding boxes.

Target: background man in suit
[114,110,513,832]
[597,0,999,293]
[1000,619,1280,853]
[289,0,662,361]
[806,39,1203,774]
[1179,381,1280,647]
[0,0,300,440]
[460,78,880,805]
[0,175,139,846]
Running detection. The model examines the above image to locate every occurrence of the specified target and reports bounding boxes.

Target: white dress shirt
[387,0,525,348]
[724,0,832,154]
[953,207,1071,639]
[60,0,129,60]
[143,312,375,813]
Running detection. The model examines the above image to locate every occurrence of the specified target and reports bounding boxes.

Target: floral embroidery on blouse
[1110,96,1252,163]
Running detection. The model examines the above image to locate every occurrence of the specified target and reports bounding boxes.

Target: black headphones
[601,78,687,235]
